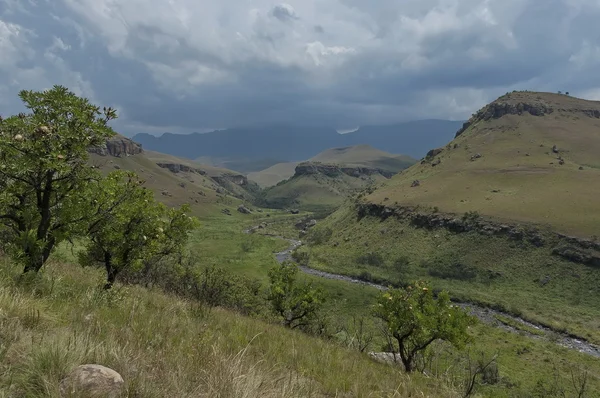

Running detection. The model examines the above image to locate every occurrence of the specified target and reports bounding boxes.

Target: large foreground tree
[0,86,116,273]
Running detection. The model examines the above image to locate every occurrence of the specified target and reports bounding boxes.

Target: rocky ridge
[455,91,600,138]
[294,162,395,179]
[357,202,600,267]
[90,135,143,157]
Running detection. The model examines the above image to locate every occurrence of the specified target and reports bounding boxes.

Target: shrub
[356,252,385,267]
[373,281,477,372]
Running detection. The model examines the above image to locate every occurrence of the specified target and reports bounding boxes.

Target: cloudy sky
[1,0,600,136]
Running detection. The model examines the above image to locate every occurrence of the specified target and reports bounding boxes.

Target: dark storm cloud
[2,0,600,135]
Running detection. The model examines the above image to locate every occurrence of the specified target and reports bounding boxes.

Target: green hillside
[250,145,415,188]
[300,91,600,345]
[255,145,415,213]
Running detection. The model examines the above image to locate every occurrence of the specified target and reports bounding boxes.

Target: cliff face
[294,162,395,179]
[90,135,143,157]
[155,162,248,187]
[455,91,600,138]
[357,202,600,268]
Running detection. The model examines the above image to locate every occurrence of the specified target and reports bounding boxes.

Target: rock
[431,158,441,167]
[579,166,584,170]
[559,159,565,165]
[539,275,551,286]
[161,190,172,197]
[89,134,143,157]
[59,364,124,398]
[470,153,482,161]
[552,145,559,154]
[113,165,121,170]
[237,205,252,214]
[411,180,421,187]
[179,182,186,188]
[290,209,300,215]
[426,148,444,158]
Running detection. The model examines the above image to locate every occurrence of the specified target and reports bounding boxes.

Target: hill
[249,144,416,188]
[88,135,257,217]
[131,120,463,164]
[299,91,600,344]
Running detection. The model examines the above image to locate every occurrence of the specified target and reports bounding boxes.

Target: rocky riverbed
[257,229,600,358]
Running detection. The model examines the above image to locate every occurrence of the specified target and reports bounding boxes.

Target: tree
[0,86,116,273]
[79,171,197,288]
[267,261,325,329]
[373,281,476,372]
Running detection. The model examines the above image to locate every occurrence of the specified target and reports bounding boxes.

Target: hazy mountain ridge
[132,120,464,162]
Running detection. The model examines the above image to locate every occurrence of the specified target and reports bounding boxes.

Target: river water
[263,232,600,358]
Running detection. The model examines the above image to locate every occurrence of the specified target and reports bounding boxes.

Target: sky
[1,0,600,136]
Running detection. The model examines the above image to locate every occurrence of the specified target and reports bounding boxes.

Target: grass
[301,204,600,345]
[367,92,600,237]
[0,259,449,397]
[3,211,600,397]
[493,315,545,336]
[249,144,415,188]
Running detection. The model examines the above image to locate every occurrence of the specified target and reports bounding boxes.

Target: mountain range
[131,119,464,170]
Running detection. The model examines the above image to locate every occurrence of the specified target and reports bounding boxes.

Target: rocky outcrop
[455,92,600,138]
[356,202,600,267]
[294,162,395,179]
[90,135,143,157]
[213,174,248,187]
[59,364,124,398]
[237,205,252,214]
[156,162,207,175]
[155,163,249,188]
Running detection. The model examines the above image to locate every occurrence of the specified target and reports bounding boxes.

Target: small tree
[267,261,325,329]
[373,281,476,372]
[0,86,116,273]
[80,171,197,288]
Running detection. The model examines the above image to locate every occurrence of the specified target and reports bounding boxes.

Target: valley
[2,88,600,397]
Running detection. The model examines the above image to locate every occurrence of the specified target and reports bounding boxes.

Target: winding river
[251,227,600,358]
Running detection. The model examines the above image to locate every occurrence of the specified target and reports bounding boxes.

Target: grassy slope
[301,92,600,344]
[310,144,415,172]
[0,259,447,398]
[250,145,416,188]
[90,152,244,218]
[248,162,299,188]
[2,207,599,396]
[261,173,388,213]
[180,212,600,397]
[368,92,600,237]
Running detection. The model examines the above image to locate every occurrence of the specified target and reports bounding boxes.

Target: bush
[307,227,333,245]
[422,258,478,281]
[356,252,385,267]
[291,250,310,266]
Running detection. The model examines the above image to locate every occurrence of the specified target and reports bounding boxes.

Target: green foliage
[79,171,198,288]
[267,261,325,330]
[307,227,333,245]
[0,86,117,272]
[461,211,481,225]
[373,281,476,372]
[356,252,385,267]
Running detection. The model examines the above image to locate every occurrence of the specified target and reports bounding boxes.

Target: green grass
[0,260,447,397]
[3,212,600,397]
[301,205,600,345]
[366,92,600,237]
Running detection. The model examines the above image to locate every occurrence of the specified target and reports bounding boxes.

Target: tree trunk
[103,252,118,290]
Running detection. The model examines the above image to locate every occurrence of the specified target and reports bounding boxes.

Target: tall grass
[0,259,453,397]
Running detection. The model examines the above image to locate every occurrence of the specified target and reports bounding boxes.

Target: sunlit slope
[366,91,600,237]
